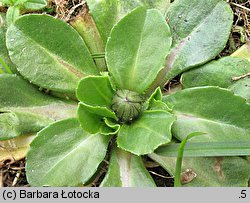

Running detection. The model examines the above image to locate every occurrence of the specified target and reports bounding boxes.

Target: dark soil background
[0,0,249,187]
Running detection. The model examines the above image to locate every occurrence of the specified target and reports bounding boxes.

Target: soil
[0,0,249,187]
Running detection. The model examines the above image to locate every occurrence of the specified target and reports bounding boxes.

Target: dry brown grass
[50,0,86,21]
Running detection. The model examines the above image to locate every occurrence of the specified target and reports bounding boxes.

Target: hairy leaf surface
[6,14,98,96]
[181,57,250,102]
[163,87,250,142]
[26,118,111,186]
[86,0,170,44]
[0,74,77,140]
[117,110,175,155]
[165,0,233,80]
[106,7,171,93]
[0,13,16,73]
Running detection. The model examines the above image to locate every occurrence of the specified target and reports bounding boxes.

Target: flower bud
[111,90,144,123]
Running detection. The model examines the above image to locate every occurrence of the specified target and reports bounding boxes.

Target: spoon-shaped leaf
[181,57,250,89]
[117,110,175,155]
[85,0,170,44]
[0,74,77,140]
[22,0,47,10]
[77,75,118,134]
[163,86,250,142]
[78,103,118,135]
[26,118,111,186]
[77,76,115,107]
[181,57,250,102]
[6,14,98,97]
[6,6,20,26]
[101,146,155,187]
[106,7,172,93]
[164,0,233,80]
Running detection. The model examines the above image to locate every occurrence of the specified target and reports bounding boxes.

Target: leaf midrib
[90,79,112,106]
[40,134,96,183]
[13,26,85,78]
[1,103,77,120]
[117,150,132,187]
[128,11,147,89]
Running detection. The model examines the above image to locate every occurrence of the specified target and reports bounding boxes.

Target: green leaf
[77,76,115,108]
[0,74,77,139]
[0,12,16,73]
[0,74,56,109]
[229,77,250,103]
[163,86,250,142]
[86,0,170,44]
[147,87,162,104]
[26,118,111,186]
[0,111,51,140]
[104,118,120,133]
[153,141,250,157]
[0,74,56,108]
[0,74,77,110]
[6,6,20,26]
[106,7,172,93]
[0,0,11,6]
[78,103,117,134]
[149,154,250,186]
[146,87,171,111]
[6,14,98,97]
[9,0,47,10]
[181,57,250,88]
[117,110,175,155]
[21,0,47,10]
[164,0,233,80]
[101,146,156,187]
[115,0,171,18]
[181,57,250,102]
[143,0,170,15]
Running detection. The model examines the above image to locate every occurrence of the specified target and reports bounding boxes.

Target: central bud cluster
[111,90,144,123]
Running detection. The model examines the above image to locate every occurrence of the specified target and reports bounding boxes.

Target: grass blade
[174,132,205,187]
[155,141,250,157]
[0,57,12,74]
